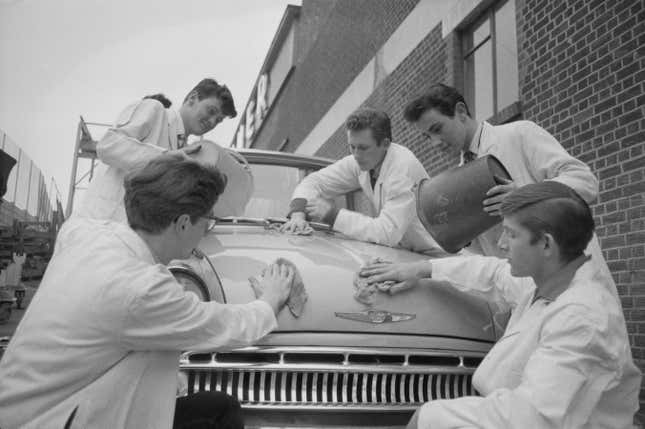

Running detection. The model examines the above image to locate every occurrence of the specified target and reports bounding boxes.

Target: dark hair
[345,108,392,144]
[124,154,227,234]
[403,83,471,122]
[143,93,172,108]
[500,181,595,262]
[183,78,237,118]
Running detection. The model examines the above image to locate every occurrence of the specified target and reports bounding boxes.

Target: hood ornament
[335,310,415,324]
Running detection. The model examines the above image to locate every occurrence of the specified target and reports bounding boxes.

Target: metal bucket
[189,140,255,217]
[416,155,511,253]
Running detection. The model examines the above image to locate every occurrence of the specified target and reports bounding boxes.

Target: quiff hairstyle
[345,108,392,145]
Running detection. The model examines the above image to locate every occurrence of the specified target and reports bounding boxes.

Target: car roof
[233,148,333,169]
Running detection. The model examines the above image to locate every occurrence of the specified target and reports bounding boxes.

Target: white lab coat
[292,143,444,255]
[417,255,641,429]
[465,121,599,257]
[75,99,184,223]
[0,218,277,429]
[463,121,617,299]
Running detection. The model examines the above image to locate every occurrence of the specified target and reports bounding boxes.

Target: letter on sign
[245,99,256,141]
[256,74,268,121]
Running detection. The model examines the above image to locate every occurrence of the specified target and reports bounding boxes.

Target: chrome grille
[180,347,482,410]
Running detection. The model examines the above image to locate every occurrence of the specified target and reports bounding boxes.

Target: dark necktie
[463,150,477,164]
[369,170,378,189]
[177,134,187,149]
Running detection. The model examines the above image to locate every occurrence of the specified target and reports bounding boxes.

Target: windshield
[242,163,348,219]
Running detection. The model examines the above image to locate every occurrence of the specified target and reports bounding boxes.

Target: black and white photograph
[0,0,643,427]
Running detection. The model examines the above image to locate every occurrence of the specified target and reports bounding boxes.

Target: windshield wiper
[266,217,332,232]
[212,216,333,232]
[212,216,270,226]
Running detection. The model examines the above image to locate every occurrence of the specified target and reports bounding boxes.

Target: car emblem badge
[335,310,415,324]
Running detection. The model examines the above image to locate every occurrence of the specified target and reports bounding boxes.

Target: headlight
[168,266,211,302]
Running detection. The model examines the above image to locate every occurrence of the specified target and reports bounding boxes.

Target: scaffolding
[65,117,110,218]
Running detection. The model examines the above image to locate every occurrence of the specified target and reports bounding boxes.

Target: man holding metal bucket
[402,84,613,295]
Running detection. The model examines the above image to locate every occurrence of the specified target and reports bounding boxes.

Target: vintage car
[170,148,497,428]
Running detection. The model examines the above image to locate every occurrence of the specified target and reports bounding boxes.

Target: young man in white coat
[0,155,294,429]
[281,108,445,256]
[361,181,641,428]
[75,78,237,223]
[403,84,616,297]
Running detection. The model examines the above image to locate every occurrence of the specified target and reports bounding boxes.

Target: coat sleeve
[431,255,532,312]
[416,305,621,429]
[121,269,277,351]
[291,156,361,202]
[96,100,168,172]
[332,172,414,246]
[518,121,599,204]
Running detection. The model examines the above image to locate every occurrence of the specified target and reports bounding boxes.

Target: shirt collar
[111,221,158,265]
[368,143,393,183]
[167,108,186,138]
[466,121,485,155]
[533,254,591,304]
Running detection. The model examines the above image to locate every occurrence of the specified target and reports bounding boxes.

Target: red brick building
[233,0,645,414]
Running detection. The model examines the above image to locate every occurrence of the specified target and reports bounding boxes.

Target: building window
[463,0,518,121]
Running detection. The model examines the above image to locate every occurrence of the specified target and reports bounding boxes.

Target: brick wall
[253,0,420,151]
[517,0,645,413]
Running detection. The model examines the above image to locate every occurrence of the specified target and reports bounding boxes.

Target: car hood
[199,226,496,342]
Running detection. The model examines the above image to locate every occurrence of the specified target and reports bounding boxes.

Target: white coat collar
[110,221,157,265]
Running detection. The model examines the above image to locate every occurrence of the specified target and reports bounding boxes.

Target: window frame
[462,0,519,122]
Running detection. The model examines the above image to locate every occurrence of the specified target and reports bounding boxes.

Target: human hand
[359,260,431,294]
[483,176,516,216]
[280,212,310,234]
[253,263,295,315]
[305,198,335,223]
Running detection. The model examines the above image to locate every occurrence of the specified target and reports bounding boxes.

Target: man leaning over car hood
[0,154,294,429]
[282,108,445,256]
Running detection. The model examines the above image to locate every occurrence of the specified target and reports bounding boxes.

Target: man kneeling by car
[361,181,641,428]
[0,154,294,429]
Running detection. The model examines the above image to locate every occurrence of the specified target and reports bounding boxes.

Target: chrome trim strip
[341,372,348,404]
[180,362,474,375]
[248,371,255,402]
[322,372,329,403]
[259,371,266,403]
[331,372,338,403]
[182,345,485,358]
[418,374,425,403]
[215,371,222,392]
[312,372,319,404]
[301,372,308,404]
[237,371,244,399]
[280,372,287,403]
[205,371,211,392]
[193,371,200,394]
[361,373,367,405]
[269,371,276,403]
[240,403,421,411]
[226,371,233,395]
[291,372,298,403]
